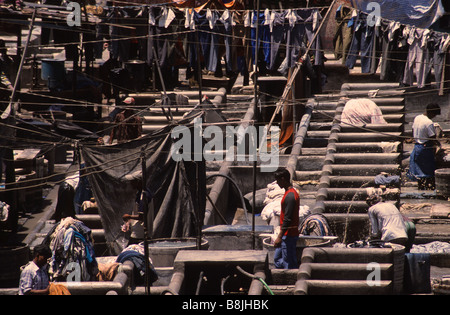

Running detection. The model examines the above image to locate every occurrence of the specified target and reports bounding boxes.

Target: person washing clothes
[408,103,441,190]
[366,193,415,252]
[121,170,154,245]
[341,98,387,125]
[273,168,300,269]
[109,97,143,144]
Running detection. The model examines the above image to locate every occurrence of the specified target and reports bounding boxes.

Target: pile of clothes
[0,201,9,222]
[260,181,311,225]
[116,243,158,286]
[411,241,450,254]
[299,214,332,237]
[43,217,98,282]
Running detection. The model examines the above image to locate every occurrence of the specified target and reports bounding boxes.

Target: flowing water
[342,181,372,244]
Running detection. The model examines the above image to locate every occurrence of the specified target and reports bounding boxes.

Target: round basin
[147,238,209,267]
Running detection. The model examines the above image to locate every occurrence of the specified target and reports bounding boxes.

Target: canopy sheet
[347,0,444,28]
[81,123,206,255]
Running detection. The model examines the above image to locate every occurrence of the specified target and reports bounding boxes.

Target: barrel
[124,60,146,92]
[0,243,30,288]
[41,59,65,90]
[436,168,450,199]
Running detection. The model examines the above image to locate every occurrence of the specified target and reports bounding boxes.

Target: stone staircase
[312,82,406,243]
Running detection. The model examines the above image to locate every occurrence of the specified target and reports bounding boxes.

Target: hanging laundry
[333,5,354,64]
[345,12,377,74]
[148,6,187,89]
[379,20,408,83]
[403,27,431,87]
[184,8,195,30]
[250,10,271,69]
[300,9,324,66]
[269,10,288,71]
[434,35,450,96]
[218,9,233,72]
[432,34,450,91]
[158,7,176,28]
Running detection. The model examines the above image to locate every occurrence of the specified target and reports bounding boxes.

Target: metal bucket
[41,59,65,90]
[436,168,450,199]
[124,60,146,92]
[147,238,209,267]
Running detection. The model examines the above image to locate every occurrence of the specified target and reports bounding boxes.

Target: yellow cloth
[48,283,71,295]
[97,263,121,282]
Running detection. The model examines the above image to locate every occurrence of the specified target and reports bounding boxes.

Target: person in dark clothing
[109,97,142,144]
[0,39,13,94]
[273,168,300,269]
[121,170,154,245]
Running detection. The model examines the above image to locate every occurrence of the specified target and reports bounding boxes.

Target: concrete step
[295,171,322,181]
[336,106,405,114]
[340,83,401,91]
[311,110,335,120]
[335,114,405,123]
[340,123,403,133]
[307,130,330,138]
[328,164,401,176]
[322,200,370,213]
[315,102,338,110]
[327,176,375,188]
[342,90,405,98]
[321,200,399,213]
[332,153,401,164]
[308,122,332,131]
[76,214,103,229]
[333,142,401,153]
[336,132,403,142]
[318,187,400,201]
[305,263,394,280]
[295,279,393,295]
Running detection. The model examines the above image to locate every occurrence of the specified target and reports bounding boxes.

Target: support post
[140,148,151,295]
[7,8,36,114]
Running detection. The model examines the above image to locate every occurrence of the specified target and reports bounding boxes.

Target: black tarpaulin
[81,121,206,255]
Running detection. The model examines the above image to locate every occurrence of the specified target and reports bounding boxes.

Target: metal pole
[252,0,260,250]
[195,30,203,101]
[152,46,173,121]
[140,148,151,295]
[7,8,36,113]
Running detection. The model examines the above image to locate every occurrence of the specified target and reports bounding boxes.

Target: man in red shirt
[273,168,300,269]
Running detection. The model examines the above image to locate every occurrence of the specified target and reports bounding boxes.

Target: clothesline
[334,4,450,93]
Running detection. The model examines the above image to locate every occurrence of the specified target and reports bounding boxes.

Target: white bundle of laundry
[260,181,310,224]
[410,241,450,254]
[0,201,9,222]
